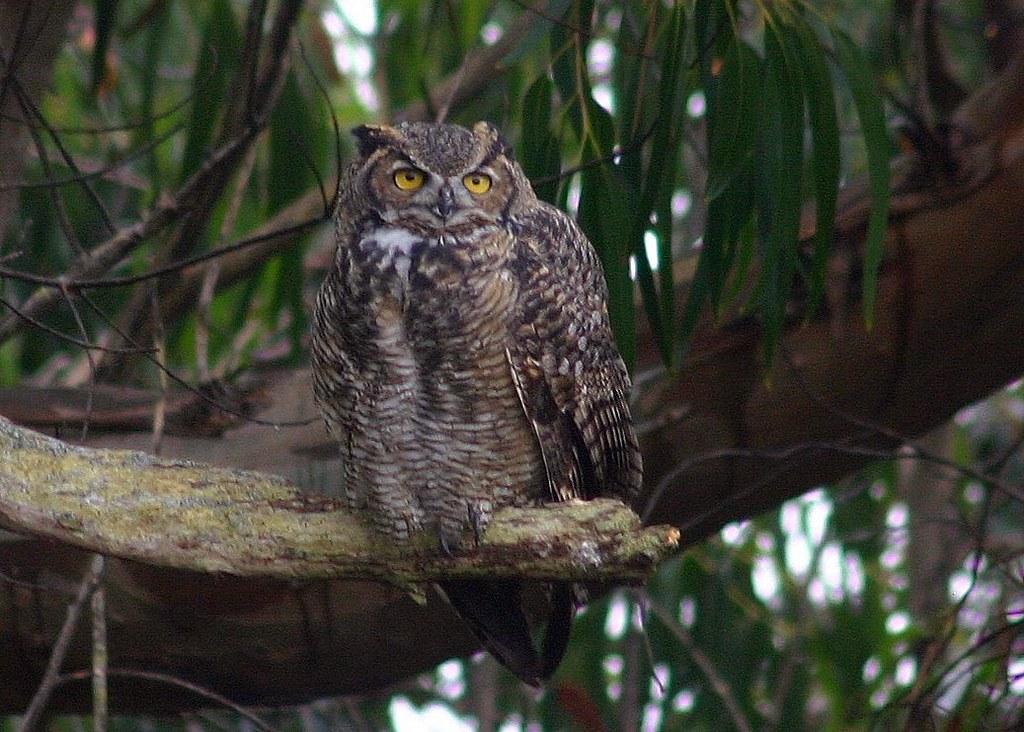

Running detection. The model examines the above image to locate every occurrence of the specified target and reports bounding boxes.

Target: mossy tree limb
[0,417,678,585]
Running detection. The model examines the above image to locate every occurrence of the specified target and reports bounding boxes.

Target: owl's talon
[467,503,484,548]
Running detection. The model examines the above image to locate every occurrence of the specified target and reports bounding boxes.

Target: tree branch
[0,416,678,585]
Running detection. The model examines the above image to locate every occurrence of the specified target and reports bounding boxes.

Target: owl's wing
[507,203,642,506]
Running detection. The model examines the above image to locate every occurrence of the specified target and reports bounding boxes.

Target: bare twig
[397,3,541,122]
[57,668,279,732]
[57,283,96,440]
[8,74,117,232]
[15,85,84,253]
[196,144,258,381]
[0,117,279,343]
[0,217,321,291]
[530,122,658,187]
[90,555,108,732]
[508,0,655,60]
[0,290,154,355]
[149,286,167,455]
[19,553,105,732]
[644,425,1024,539]
[296,39,344,217]
[641,590,753,732]
[780,349,1024,503]
[0,118,183,192]
[75,288,317,429]
[0,91,191,134]
[0,0,301,348]
[93,2,300,382]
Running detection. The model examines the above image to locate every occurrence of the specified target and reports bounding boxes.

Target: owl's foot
[438,531,456,556]
[468,502,485,548]
[436,502,491,554]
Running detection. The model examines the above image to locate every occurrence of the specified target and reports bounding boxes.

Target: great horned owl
[311,121,642,685]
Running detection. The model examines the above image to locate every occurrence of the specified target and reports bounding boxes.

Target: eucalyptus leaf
[833,29,892,327]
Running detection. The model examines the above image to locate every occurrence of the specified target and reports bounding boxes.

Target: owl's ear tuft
[352,125,398,158]
[473,121,515,162]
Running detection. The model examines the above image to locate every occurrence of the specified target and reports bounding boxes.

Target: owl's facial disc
[381,158,502,228]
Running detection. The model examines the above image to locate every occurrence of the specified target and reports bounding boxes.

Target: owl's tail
[437,579,574,687]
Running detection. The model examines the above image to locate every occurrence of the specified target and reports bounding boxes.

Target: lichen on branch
[0,416,678,585]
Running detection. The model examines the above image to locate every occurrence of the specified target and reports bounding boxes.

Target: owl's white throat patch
[368,226,420,257]
[361,226,423,281]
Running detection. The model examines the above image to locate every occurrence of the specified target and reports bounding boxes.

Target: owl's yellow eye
[463,172,492,194]
[394,168,425,191]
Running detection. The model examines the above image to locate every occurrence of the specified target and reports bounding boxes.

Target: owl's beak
[435,183,457,219]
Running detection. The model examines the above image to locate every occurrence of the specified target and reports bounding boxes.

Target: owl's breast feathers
[312,217,546,543]
[315,203,642,514]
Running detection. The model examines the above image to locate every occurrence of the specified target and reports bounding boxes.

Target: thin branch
[530,121,657,187]
[15,86,84,253]
[57,668,279,732]
[75,289,316,429]
[0,121,184,192]
[508,0,656,60]
[0,1,36,116]
[297,39,344,217]
[149,285,167,455]
[18,553,105,732]
[90,555,108,732]
[57,283,96,441]
[397,3,541,122]
[0,291,155,355]
[0,216,322,290]
[0,104,281,343]
[196,143,259,381]
[640,590,754,732]
[779,348,1024,502]
[0,91,192,134]
[647,437,1024,541]
[68,2,297,383]
[9,74,117,232]
[0,0,300,348]
[642,434,871,524]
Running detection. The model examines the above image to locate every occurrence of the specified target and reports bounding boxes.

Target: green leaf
[269,73,319,212]
[757,21,804,363]
[675,233,716,350]
[136,0,172,193]
[455,0,485,55]
[90,0,119,95]
[833,29,892,327]
[678,161,756,356]
[720,211,757,312]
[520,74,561,204]
[706,38,761,200]
[549,0,595,138]
[792,19,840,317]
[645,3,687,364]
[179,0,241,183]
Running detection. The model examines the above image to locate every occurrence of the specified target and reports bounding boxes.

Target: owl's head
[348,121,533,230]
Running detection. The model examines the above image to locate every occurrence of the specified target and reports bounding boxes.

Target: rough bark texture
[0,416,677,584]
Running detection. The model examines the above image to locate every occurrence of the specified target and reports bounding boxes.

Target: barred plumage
[311,121,641,684]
